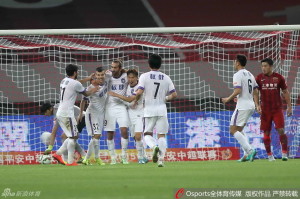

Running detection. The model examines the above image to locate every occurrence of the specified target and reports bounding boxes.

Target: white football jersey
[138,71,175,117]
[126,82,144,119]
[53,103,81,119]
[233,69,258,110]
[56,77,85,117]
[107,71,128,106]
[85,77,109,113]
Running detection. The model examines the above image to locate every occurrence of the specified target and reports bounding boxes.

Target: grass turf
[0,159,299,199]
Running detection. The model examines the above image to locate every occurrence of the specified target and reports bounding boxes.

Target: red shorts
[260,109,284,132]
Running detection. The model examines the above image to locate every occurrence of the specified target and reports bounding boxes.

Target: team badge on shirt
[121,78,125,83]
[273,77,279,83]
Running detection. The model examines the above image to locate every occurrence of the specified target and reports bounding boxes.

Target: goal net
[0,26,299,165]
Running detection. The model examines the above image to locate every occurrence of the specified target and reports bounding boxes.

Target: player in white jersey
[52,64,99,166]
[40,103,87,163]
[135,54,177,167]
[222,55,259,162]
[78,67,109,166]
[104,59,130,164]
[108,69,148,164]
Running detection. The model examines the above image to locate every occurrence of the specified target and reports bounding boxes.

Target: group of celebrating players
[41,53,292,166]
[41,54,177,167]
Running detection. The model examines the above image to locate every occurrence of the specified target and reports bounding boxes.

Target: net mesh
[0,30,299,164]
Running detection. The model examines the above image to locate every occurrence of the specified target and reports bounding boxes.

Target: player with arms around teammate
[105,59,130,164]
[135,54,177,167]
[108,69,149,164]
[255,58,292,161]
[78,67,109,166]
[53,64,98,166]
[222,55,259,162]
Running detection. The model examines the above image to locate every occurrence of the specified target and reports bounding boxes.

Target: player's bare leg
[230,126,256,162]
[277,128,288,161]
[107,131,117,164]
[120,127,129,164]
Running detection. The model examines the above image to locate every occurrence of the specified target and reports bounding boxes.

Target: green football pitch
[0,160,299,199]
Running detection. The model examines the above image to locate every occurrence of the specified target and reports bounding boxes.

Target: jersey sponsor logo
[270,83,273,87]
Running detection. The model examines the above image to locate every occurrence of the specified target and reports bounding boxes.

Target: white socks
[93,138,100,159]
[144,135,156,149]
[67,138,76,164]
[121,137,128,159]
[86,139,94,159]
[75,142,86,157]
[135,140,144,159]
[234,131,252,154]
[107,139,116,159]
[158,137,167,160]
[56,138,69,155]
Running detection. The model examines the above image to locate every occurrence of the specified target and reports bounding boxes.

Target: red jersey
[255,72,287,112]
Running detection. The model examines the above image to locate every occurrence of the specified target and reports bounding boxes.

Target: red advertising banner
[0,147,240,165]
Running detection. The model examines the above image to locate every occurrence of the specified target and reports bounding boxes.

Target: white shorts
[129,116,144,137]
[230,109,255,127]
[56,116,78,137]
[104,105,129,131]
[144,116,169,134]
[85,111,104,136]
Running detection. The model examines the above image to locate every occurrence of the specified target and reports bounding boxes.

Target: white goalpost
[0,25,299,165]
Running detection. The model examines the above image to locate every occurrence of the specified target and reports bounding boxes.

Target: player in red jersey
[255,58,292,161]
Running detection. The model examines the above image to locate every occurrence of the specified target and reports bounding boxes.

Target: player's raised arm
[79,73,95,84]
[78,97,87,123]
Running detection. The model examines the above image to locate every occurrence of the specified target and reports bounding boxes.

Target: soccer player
[40,103,87,162]
[104,59,130,165]
[78,67,109,166]
[52,64,99,166]
[135,54,177,167]
[108,69,149,164]
[222,54,259,162]
[255,58,292,161]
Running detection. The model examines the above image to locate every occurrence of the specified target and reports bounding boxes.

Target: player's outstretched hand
[287,106,293,117]
[221,97,230,104]
[90,86,99,93]
[256,105,262,115]
[89,73,95,81]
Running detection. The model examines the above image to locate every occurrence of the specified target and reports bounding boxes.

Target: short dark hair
[40,102,53,114]
[148,54,162,69]
[236,54,247,66]
[96,67,103,72]
[66,64,78,76]
[112,58,123,68]
[127,69,138,77]
[261,58,274,66]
